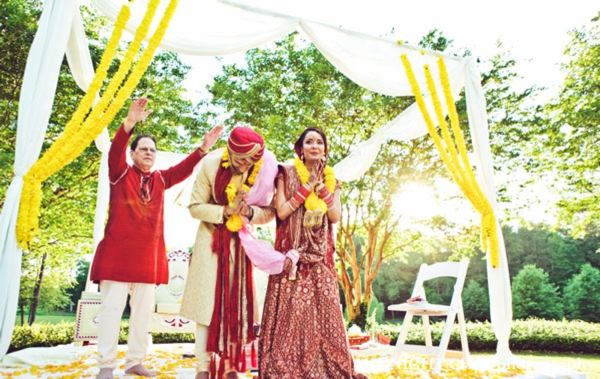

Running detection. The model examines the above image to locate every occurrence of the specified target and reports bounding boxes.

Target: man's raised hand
[200,125,225,154]
[124,98,153,132]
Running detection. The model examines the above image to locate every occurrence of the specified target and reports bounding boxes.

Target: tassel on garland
[236,344,243,372]
[251,342,257,369]
[218,354,225,379]
[241,346,247,372]
[209,354,216,379]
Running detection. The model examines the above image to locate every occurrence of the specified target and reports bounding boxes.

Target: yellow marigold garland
[31,0,163,181]
[221,148,231,169]
[222,149,264,232]
[293,158,336,214]
[16,0,180,248]
[16,3,133,246]
[400,54,499,267]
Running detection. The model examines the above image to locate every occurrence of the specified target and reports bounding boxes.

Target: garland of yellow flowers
[293,157,336,213]
[222,149,263,232]
[399,53,499,268]
[16,0,180,248]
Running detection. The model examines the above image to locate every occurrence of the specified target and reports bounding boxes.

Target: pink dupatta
[238,150,287,274]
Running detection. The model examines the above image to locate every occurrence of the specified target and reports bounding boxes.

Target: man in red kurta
[90,98,223,379]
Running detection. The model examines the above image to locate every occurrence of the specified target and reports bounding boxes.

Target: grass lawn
[14,312,76,325]
[14,312,129,325]
[472,352,599,379]
[12,314,599,378]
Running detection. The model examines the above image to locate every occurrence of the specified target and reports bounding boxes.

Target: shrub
[512,264,563,320]
[563,264,600,322]
[8,319,600,355]
[10,322,76,352]
[376,318,600,354]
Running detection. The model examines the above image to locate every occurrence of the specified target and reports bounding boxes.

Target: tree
[563,263,600,322]
[0,0,42,203]
[547,233,586,289]
[502,224,554,275]
[573,223,600,269]
[372,253,424,319]
[68,259,91,309]
[534,14,600,234]
[511,264,563,320]
[462,279,490,321]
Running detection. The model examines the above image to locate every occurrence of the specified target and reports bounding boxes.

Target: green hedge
[8,318,600,354]
[8,321,196,353]
[376,318,600,354]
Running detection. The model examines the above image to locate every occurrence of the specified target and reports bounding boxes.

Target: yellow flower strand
[436,58,499,265]
[222,149,264,232]
[62,5,131,138]
[31,0,163,181]
[16,0,180,248]
[16,3,133,246]
[400,54,499,267]
[293,158,336,213]
[221,148,231,169]
[247,157,263,185]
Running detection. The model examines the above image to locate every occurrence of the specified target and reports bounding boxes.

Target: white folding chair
[387,258,470,374]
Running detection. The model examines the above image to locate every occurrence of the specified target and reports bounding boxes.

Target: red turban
[227,126,265,162]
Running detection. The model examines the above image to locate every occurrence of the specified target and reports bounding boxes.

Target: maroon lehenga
[258,164,362,379]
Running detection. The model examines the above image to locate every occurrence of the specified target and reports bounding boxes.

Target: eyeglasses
[140,176,152,204]
[137,147,157,154]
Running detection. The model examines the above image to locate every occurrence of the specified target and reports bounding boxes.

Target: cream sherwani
[180,149,275,325]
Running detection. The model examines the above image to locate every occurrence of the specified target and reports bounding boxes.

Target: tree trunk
[28,252,47,325]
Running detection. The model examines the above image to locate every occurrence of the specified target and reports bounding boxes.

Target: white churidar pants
[195,324,210,372]
[97,280,155,371]
[195,324,239,374]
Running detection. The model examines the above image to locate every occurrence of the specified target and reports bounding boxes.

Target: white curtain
[464,59,512,359]
[0,0,78,360]
[0,0,512,361]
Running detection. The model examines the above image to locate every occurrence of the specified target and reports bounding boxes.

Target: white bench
[74,249,195,344]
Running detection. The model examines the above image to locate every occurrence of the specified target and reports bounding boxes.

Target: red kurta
[90,125,203,284]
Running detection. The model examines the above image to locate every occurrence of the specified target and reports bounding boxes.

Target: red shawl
[208,161,256,376]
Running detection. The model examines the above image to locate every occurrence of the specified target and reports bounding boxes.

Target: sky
[181,0,599,102]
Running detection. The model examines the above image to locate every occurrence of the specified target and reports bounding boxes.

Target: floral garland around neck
[293,157,336,227]
[222,148,263,232]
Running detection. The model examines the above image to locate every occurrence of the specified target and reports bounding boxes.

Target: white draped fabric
[0,0,512,361]
[0,0,78,359]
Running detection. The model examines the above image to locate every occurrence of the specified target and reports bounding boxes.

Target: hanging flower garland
[221,149,264,232]
[400,53,499,268]
[293,157,336,213]
[16,3,133,246]
[16,0,180,248]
